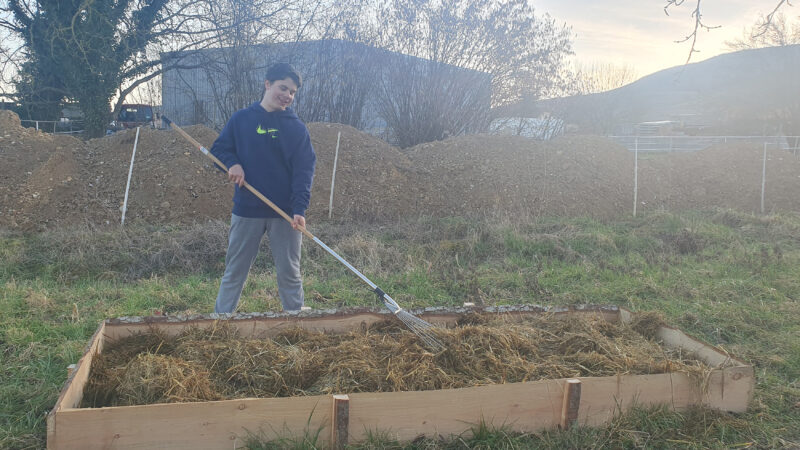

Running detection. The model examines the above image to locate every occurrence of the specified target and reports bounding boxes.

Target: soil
[81,126,232,226]
[637,143,800,214]
[306,123,421,221]
[405,134,634,218]
[0,111,88,230]
[1,109,799,230]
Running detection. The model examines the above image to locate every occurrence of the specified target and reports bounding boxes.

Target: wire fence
[20,119,84,135]
[628,139,797,217]
[609,135,800,154]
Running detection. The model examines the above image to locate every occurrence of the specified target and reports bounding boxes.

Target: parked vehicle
[118,104,154,128]
[108,104,156,133]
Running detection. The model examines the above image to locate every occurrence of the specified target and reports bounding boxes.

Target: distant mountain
[516,45,800,135]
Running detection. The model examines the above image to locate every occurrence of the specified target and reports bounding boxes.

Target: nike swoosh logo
[256,125,267,135]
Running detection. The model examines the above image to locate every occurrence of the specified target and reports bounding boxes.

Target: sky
[533,0,788,77]
[0,1,791,99]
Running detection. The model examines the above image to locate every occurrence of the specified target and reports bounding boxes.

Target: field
[1,108,799,448]
[1,209,799,449]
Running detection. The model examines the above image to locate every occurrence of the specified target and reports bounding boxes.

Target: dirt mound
[306,123,420,221]
[0,110,88,230]
[81,126,232,224]
[0,109,21,130]
[407,135,634,218]
[2,104,800,230]
[80,123,422,225]
[638,143,800,214]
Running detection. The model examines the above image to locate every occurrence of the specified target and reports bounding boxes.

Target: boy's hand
[228,164,245,187]
[291,215,306,230]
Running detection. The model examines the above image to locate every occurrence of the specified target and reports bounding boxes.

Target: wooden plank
[703,366,754,413]
[48,322,106,449]
[48,371,750,448]
[560,379,581,429]
[46,412,55,450]
[100,305,625,341]
[332,395,350,449]
[346,381,564,442]
[576,372,702,426]
[618,307,747,368]
[52,322,106,411]
[618,308,634,324]
[656,326,747,367]
[50,396,332,450]
[102,313,393,342]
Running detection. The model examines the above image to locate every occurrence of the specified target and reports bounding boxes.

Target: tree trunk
[79,95,111,138]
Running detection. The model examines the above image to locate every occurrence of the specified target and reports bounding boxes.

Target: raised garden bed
[47,305,753,449]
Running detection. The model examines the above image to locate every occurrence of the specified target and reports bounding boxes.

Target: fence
[609,135,800,153]
[20,119,84,135]
[633,141,800,216]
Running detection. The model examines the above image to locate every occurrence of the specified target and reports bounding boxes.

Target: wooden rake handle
[162,117,315,241]
[161,119,443,350]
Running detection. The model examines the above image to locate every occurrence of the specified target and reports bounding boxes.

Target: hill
[528,45,800,135]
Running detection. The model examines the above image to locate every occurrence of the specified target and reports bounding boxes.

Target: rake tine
[385,296,445,352]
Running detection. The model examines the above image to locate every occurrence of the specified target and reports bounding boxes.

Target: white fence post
[121,127,141,225]
[633,137,639,217]
[760,142,767,215]
[328,131,341,219]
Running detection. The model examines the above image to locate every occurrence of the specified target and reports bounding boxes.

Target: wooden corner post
[560,378,581,429]
[332,394,350,449]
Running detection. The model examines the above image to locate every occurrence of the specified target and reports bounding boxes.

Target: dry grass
[82,312,707,407]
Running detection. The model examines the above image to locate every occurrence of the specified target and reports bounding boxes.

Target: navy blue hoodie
[210,103,316,218]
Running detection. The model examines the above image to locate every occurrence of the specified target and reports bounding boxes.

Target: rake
[162,117,444,352]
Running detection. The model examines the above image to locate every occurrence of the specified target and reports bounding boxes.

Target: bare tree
[366,0,573,147]
[551,62,636,135]
[294,40,380,129]
[573,62,637,95]
[163,0,367,130]
[160,0,574,145]
[0,21,22,100]
[371,53,493,147]
[726,12,800,50]
[0,0,325,135]
[663,0,793,62]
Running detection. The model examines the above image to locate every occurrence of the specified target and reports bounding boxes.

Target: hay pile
[82,312,708,408]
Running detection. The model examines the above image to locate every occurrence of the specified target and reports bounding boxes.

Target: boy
[210,62,316,313]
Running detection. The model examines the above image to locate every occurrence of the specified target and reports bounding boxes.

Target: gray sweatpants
[215,214,304,313]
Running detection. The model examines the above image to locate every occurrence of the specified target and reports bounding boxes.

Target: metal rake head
[378,290,445,352]
[395,310,445,352]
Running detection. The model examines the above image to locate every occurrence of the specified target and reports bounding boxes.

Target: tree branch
[754,0,792,38]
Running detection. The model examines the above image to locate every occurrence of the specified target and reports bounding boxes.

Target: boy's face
[262,77,298,112]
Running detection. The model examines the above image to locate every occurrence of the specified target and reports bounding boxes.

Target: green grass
[1,209,798,448]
